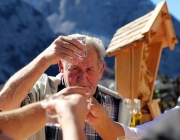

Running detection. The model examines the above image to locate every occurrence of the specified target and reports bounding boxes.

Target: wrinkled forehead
[68,49,99,68]
[69,56,99,68]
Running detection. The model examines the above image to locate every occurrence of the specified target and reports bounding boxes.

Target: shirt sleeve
[120,123,145,137]
[21,74,50,106]
[120,117,164,138]
[121,106,180,137]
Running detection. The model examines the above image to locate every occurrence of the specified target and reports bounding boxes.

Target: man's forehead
[68,59,98,68]
[70,59,97,67]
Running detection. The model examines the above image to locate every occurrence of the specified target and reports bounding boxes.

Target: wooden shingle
[108,12,152,52]
[106,1,177,56]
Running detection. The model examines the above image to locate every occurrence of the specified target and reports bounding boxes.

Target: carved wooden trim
[138,43,154,108]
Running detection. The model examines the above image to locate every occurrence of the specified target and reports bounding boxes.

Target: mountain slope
[0,0,56,83]
[0,0,180,85]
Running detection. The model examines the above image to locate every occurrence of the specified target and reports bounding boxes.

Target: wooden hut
[106,1,178,122]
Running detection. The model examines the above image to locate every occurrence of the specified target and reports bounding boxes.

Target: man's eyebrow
[72,65,79,67]
[68,65,80,69]
[86,66,94,69]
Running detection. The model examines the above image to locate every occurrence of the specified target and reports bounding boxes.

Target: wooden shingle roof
[106,1,177,55]
[107,12,152,53]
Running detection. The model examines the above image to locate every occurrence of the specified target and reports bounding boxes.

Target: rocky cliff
[0,0,180,84]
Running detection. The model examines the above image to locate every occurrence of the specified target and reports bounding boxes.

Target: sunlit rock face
[0,0,180,85]
[0,0,56,83]
[24,0,180,79]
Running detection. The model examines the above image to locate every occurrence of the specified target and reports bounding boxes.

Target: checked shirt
[22,74,130,140]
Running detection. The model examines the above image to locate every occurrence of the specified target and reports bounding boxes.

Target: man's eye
[87,68,93,71]
[73,67,79,70]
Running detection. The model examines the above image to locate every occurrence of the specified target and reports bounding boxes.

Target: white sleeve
[121,106,180,137]
[121,123,148,137]
[120,118,162,137]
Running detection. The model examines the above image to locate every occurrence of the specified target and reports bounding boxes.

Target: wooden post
[148,99,161,119]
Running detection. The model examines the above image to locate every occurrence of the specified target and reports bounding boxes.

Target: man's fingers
[55,39,82,58]
[55,39,83,63]
[90,96,99,104]
[58,53,80,64]
[67,87,92,99]
[58,38,85,55]
[60,36,85,51]
[53,35,87,64]
[53,86,88,99]
[41,99,57,113]
[65,86,86,95]
[86,92,92,99]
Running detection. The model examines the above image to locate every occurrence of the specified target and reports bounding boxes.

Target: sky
[151,0,180,21]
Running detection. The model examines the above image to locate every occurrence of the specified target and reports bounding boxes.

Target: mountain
[0,0,57,84]
[20,0,180,79]
[0,0,180,85]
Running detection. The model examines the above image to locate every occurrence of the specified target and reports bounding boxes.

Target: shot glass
[75,35,87,57]
[85,97,92,122]
[45,94,92,127]
[45,94,60,127]
[86,98,92,110]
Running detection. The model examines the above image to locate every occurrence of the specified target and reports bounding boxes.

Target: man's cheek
[69,77,78,86]
[88,77,98,84]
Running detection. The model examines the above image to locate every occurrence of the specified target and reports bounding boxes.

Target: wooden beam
[150,24,168,48]
[146,42,163,101]
[162,18,178,50]
[141,1,166,34]
[115,41,144,109]
[106,40,145,57]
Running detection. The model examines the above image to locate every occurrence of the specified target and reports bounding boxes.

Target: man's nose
[78,71,87,82]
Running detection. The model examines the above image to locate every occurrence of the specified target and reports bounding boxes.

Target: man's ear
[99,62,106,80]
[57,60,64,73]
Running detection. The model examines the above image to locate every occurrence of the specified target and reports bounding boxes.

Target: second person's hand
[85,97,111,127]
[41,86,91,127]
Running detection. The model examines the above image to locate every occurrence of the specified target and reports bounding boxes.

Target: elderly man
[0,34,130,140]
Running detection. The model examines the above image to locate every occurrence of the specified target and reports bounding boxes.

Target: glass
[86,97,92,110]
[45,93,92,127]
[45,94,60,127]
[75,35,87,57]
[117,136,141,140]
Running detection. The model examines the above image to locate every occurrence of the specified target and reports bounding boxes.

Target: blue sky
[151,0,180,21]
